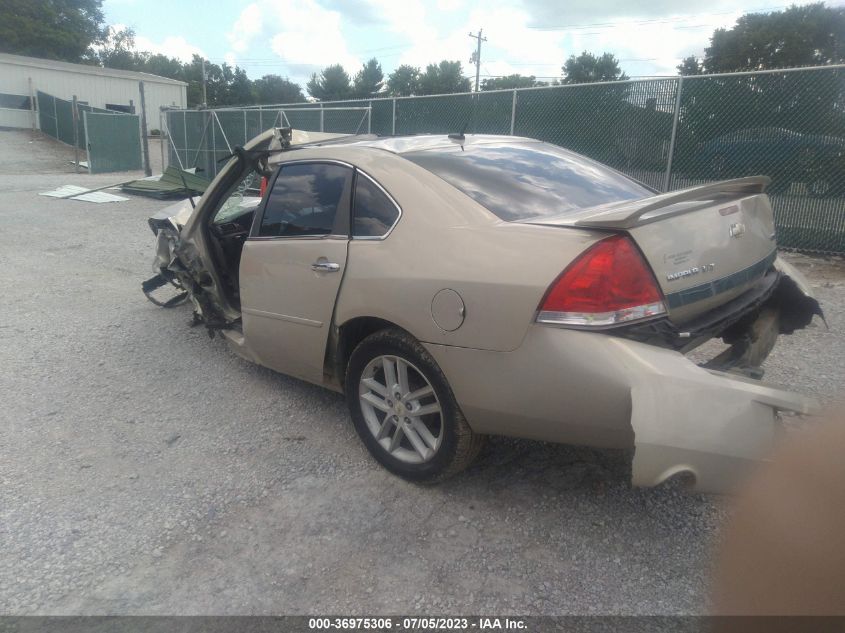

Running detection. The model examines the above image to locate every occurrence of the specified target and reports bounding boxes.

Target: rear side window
[403,142,652,221]
[259,163,351,237]
[353,173,400,237]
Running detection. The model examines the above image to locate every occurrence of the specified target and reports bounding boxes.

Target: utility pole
[201,58,208,107]
[72,95,79,173]
[468,28,487,92]
[138,81,152,176]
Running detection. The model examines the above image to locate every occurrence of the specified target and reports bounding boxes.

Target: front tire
[345,329,484,483]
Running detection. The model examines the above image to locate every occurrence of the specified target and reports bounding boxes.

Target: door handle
[311,261,340,272]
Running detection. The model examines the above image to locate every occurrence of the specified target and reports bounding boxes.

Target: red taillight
[537,235,666,327]
[259,176,269,197]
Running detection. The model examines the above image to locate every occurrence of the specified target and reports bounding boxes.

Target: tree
[182,55,206,106]
[704,3,845,73]
[307,64,352,101]
[677,55,703,76]
[0,0,270,108]
[417,60,471,95]
[253,75,305,104]
[562,51,628,84]
[225,66,254,105]
[481,74,545,90]
[94,25,142,70]
[143,54,186,82]
[387,65,421,96]
[351,58,384,99]
[180,55,232,107]
[0,0,106,62]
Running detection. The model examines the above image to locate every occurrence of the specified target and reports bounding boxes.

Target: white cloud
[382,3,566,80]
[464,6,566,77]
[127,0,844,88]
[560,10,749,76]
[366,1,778,82]
[437,0,465,12]
[357,0,443,68]
[519,0,787,24]
[227,2,263,53]
[133,34,205,62]
[224,0,361,82]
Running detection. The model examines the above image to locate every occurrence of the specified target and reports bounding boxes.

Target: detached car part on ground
[145,128,822,494]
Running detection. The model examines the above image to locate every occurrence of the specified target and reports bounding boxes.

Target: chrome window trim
[274,158,356,170]
[351,169,403,241]
[247,234,349,242]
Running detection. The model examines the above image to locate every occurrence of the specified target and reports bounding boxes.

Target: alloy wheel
[358,355,444,464]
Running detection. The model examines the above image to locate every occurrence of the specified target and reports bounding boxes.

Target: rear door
[239,161,353,384]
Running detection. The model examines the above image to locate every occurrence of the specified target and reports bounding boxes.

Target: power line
[528,5,790,31]
[484,57,657,67]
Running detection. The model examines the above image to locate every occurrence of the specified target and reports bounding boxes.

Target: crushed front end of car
[143,127,354,332]
[142,199,195,309]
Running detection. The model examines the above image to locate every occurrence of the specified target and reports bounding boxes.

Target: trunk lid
[526,177,778,324]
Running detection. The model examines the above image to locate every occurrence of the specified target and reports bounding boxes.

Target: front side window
[259,163,352,237]
[213,171,262,226]
[353,173,400,237]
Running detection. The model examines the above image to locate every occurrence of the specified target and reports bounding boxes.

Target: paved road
[1,130,843,615]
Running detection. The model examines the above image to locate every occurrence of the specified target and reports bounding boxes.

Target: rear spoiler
[565,176,771,230]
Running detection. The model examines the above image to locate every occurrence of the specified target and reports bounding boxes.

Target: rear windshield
[403,142,652,221]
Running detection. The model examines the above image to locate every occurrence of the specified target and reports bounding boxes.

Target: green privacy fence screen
[37,91,142,173]
[83,111,142,173]
[163,64,845,253]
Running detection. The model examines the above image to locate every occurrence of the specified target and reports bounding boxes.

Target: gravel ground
[1,129,844,616]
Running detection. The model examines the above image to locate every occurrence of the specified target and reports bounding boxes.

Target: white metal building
[0,52,186,132]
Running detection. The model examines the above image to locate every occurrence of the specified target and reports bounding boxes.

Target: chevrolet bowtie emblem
[729,222,746,238]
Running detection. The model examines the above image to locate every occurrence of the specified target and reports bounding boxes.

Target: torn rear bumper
[425,261,820,494]
[624,344,818,493]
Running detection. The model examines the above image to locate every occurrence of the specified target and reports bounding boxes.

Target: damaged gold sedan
[145,128,822,493]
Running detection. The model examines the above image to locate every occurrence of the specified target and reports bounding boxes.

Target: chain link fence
[161,105,372,179]
[163,65,845,253]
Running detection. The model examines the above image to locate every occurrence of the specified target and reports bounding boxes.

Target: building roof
[0,52,187,87]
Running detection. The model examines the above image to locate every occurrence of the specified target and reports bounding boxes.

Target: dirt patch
[0,128,163,177]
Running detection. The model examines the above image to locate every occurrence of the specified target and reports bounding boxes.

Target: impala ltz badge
[666,262,716,281]
[729,222,746,238]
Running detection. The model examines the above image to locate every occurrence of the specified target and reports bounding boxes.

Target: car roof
[294,133,542,155]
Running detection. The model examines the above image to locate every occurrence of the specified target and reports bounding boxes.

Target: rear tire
[345,329,484,483]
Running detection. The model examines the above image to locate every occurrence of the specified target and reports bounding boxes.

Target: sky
[102,0,845,87]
